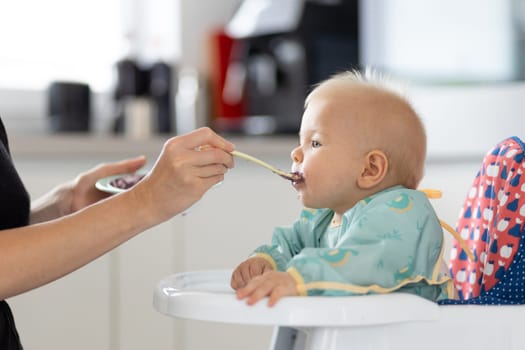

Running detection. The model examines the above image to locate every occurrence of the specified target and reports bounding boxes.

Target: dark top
[0,117,30,349]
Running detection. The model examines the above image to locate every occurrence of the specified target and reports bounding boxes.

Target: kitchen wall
[122,0,241,72]
[361,0,520,82]
[410,82,525,158]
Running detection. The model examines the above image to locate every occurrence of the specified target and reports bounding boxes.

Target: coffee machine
[213,0,359,134]
[112,59,174,135]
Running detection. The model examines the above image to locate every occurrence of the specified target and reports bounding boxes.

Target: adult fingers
[90,156,147,180]
[195,148,234,169]
[174,127,235,152]
[194,164,230,179]
[160,138,234,174]
[108,156,147,174]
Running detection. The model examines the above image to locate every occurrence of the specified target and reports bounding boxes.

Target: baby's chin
[295,191,305,204]
[296,194,316,208]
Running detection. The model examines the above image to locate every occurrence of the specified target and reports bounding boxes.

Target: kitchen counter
[6,82,525,162]
[7,132,487,165]
[8,133,298,159]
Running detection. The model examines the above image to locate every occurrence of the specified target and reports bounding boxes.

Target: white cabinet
[116,220,182,350]
[8,157,113,350]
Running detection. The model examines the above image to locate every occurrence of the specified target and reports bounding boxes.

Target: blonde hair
[305,67,409,106]
[306,68,427,189]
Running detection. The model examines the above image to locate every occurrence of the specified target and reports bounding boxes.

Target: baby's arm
[231,210,314,290]
[230,228,299,290]
[286,196,446,298]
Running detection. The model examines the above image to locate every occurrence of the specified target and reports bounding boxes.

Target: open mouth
[290,171,304,185]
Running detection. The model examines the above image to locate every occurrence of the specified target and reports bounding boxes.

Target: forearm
[2,127,235,300]
[255,223,309,271]
[0,188,155,300]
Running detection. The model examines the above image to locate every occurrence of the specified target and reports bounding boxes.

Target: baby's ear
[357,150,389,189]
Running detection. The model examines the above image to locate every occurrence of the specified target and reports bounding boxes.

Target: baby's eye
[311,140,322,148]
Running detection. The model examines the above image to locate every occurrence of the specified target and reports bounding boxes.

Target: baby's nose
[291,146,302,163]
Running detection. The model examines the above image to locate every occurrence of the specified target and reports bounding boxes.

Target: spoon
[231,150,302,182]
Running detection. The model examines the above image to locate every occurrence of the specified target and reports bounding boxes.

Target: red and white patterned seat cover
[449,136,525,301]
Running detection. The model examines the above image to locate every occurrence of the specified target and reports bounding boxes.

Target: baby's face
[290,86,366,213]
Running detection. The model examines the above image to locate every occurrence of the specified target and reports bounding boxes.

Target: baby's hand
[230,257,274,290]
[236,271,298,307]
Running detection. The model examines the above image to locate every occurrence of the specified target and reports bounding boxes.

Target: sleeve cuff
[252,252,278,271]
[287,267,307,296]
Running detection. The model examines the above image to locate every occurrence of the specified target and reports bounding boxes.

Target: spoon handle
[231,150,293,179]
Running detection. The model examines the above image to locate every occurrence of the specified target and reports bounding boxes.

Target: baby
[231,69,454,306]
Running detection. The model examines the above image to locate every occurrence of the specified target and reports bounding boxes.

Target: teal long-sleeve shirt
[253,186,453,301]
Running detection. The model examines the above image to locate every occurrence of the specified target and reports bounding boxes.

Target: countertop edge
[8,133,485,164]
[8,134,299,158]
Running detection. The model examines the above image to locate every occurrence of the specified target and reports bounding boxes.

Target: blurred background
[1,0,524,144]
[2,1,525,350]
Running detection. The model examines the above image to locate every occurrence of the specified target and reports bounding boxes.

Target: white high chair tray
[153,269,439,326]
[154,270,525,350]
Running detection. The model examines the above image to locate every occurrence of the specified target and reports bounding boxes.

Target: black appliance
[223,0,359,134]
[112,59,174,134]
[47,81,91,133]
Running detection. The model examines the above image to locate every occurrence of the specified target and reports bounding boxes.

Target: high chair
[440,136,525,305]
[154,136,525,350]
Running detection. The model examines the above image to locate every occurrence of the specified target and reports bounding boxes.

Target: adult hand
[71,156,147,212]
[236,271,298,307]
[130,127,235,223]
[5,127,234,300]
[231,256,274,290]
[31,156,147,223]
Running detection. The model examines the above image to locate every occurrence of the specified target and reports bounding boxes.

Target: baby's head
[291,69,426,212]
